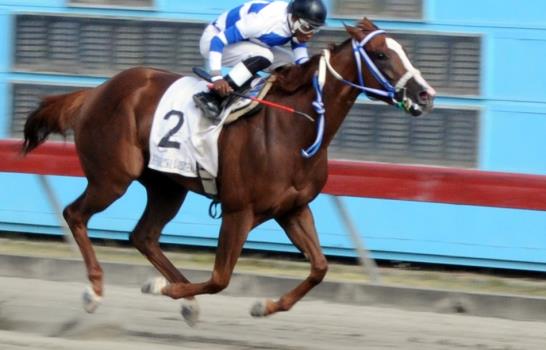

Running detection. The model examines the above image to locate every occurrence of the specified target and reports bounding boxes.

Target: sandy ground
[1,276,545,350]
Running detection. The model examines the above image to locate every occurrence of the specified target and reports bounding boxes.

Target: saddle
[190,68,276,198]
[192,67,275,125]
[223,76,276,124]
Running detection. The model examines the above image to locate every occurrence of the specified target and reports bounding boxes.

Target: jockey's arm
[291,41,309,64]
[207,25,248,95]
[207,13,273,95]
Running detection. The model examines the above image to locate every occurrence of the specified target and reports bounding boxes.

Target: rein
[301,75,325,158]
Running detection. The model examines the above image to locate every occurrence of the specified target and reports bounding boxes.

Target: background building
[1,0,545,271]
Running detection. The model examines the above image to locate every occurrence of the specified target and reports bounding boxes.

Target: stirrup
[193,92,221,121]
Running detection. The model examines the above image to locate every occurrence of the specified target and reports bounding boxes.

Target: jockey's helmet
[288,0,327,34]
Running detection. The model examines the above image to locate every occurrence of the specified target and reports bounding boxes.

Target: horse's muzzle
[410,86,436,117]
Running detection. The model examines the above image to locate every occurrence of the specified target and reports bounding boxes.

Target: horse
[21,17,435,326]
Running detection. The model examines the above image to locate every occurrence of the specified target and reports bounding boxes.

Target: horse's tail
[22,88,91,154]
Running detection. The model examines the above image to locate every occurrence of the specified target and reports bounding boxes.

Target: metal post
[330,195,381,284]
[38,175,79,255]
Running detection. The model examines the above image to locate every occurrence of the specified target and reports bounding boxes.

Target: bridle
[302,29,423,158]
[318,29,421,109]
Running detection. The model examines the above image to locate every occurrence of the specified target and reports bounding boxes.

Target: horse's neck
[319,45,362,147]
[259,43,359,162]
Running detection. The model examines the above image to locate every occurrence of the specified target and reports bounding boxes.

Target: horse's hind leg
[132,179,188,284]
[130,172,200,325]
[252,204,328,317]
[63,179,131,313]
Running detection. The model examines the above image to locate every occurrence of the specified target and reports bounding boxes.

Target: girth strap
[198,164,218,197]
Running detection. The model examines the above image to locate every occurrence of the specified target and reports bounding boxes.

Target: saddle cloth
[148,76,271,180]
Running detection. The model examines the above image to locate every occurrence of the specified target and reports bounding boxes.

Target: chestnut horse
[21,18,434,325]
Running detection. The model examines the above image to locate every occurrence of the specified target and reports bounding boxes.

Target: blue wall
[1,0,546,271]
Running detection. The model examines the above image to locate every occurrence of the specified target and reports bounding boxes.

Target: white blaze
[386,37,436,96]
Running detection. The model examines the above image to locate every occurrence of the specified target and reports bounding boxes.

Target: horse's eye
[374,52,387,60]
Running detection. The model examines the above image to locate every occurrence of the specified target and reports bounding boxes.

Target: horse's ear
[345,23,361,40]
[362,17,379,30]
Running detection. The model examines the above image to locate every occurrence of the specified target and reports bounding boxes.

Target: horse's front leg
[252,204,328,317]
[161,209,253,297]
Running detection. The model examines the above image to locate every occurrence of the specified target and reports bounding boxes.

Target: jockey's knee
[242,55,272,73]
[225,55,272,90]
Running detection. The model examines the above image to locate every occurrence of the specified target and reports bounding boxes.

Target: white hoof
[141,277,168,295]
[250,300,267,318]
[82,286,102,313]
[181,299,200,327]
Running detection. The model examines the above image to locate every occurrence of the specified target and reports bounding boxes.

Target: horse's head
[344,18,436,116]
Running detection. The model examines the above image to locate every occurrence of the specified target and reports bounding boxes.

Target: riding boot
[193,76,244,122]
[194,56,272,122]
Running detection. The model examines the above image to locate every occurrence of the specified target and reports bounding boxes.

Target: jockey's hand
[211,79,233,97]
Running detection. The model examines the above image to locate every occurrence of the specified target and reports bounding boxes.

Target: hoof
[141,277,168,295]
[181,299,200,327]
[250,300,267,318]
[82,286,102,313]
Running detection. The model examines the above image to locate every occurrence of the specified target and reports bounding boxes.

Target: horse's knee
[130,235,151,254]
[63,205,74,222]
[63,205,83,228]
[130,234,143,251]
[208,274,230,294]
[62,206,71,223]
[310,258,328,285]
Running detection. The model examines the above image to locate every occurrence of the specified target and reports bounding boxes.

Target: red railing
[2,139,546,211]
[326,159,546,211]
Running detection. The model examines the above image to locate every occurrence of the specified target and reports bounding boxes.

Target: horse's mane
[271,18,377,94]
[271,56,319,94]
[271,42,347,94]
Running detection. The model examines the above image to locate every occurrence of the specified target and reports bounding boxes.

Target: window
[331,0,423,21]
[15,15,205,77]
[68,0,154,9]
[10,83,84,140]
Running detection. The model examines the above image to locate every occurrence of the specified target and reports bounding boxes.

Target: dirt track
[0,276,545,350]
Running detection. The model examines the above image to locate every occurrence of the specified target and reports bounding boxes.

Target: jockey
[193,0,327,121]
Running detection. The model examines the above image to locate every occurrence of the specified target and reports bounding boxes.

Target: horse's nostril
[419,91,429,103]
